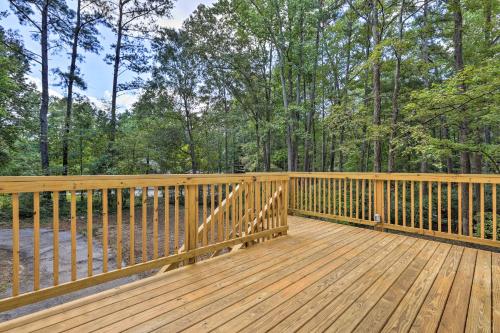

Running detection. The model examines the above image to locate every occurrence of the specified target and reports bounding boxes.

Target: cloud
[158,0,217,30]
[86,95,108,110]
[158,18,185,29]
[104,90,139,111]
[26,75,64,99]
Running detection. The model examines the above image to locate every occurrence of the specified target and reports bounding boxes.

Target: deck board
[0,215,498,333]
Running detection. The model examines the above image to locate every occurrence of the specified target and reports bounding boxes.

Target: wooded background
[0,0,498,176]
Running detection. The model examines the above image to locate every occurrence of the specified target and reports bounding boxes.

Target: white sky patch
[86,95,108,110]
[104,90,139,111]
[26,75,64,99]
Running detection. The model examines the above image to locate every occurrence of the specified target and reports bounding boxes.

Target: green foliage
[0,0,498,176]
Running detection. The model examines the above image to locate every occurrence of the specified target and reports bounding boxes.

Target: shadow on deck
[0,216,498,332]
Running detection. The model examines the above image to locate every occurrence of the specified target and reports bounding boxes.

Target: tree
[61,0,108,175]
[152,29,201,173]
[9,0,71,175]
[107,0,173,145]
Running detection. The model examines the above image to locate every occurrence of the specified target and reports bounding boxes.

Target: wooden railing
[1,171,498,313]
[289,173,499,248]
[0,174,288,311]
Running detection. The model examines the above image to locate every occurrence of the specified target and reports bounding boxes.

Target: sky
[0,0,217,110]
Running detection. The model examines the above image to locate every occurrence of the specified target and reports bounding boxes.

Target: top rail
[0,173,289,193]
[289,172,500,184]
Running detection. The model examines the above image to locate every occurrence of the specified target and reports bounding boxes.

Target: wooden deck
[0,216,498,333]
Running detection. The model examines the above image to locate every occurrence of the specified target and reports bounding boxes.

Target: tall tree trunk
[420,0,430,172]
[329,134,335,171]
[183,97,197,173]
[280,58,294,171]
[304,3,322,170]
[255,117,261,171]
[110,0,124,144]
[388,1,404,173]
[360,22,370,172]
[40,0,50,175]
[371,0,382,172]
[451,0,471,235]
[62,0,82,176]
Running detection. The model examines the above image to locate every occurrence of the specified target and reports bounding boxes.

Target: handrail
[0,174,289,312]
[288,173,499,248]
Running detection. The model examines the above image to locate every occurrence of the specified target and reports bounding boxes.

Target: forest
[0,0,498,176]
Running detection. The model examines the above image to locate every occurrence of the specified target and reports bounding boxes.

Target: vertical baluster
[480,183,484,239]
[419,181,423,230]
[184,186,189,251]
[458,183,462,235]
[248,182,254,235]
[239,183,243,237]
[402,181,406,227]
[299,178,303,211]
[468,182,473,236]
[322,178,326,214]
[326,178,329,215]
[428,182,432,231]
[438,182,442,232]
[232,183,237,238]
[339,179,343,216]
[174,185,179,253]
[256,181,261,234]
[217,184,223,240]
[164,186,170,256]
[210,185,215,242]
[265,181,270,231]
[308,177,312,212]
[141,187,147,262]
[349,179,353,218]
[343,178,347,217]
[129,188,135,265]
[203,185,208,246]
[447,182,451,234]
[368,180,372,220]
[275,181,279,228]
[195,185,199,247]
[387,181,391,224]
[362,180,366,220]
[153,187,158,259]
[394,181,398,226]
[410,181,414,228]
[273,181,276,228]
[270,181,275,230]
[225,183,230,240]
[33,192,40,290]
[117,189,122,268]
[12,193,19,296]
[333,179,337,215]
[355,180,359,219]
[87,190,94,277]
[102,189,108,272]
[493,185,497,241]
[53,191,60,284]
[71,190,77,280]
[313,178,317,213]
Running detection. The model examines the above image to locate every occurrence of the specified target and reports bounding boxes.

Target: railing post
[283,178,288,235]
[374,179,385,231]
[185,184,198,264]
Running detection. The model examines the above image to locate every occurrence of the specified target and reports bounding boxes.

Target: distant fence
[0,174,288,311]
[289,172,499,248]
